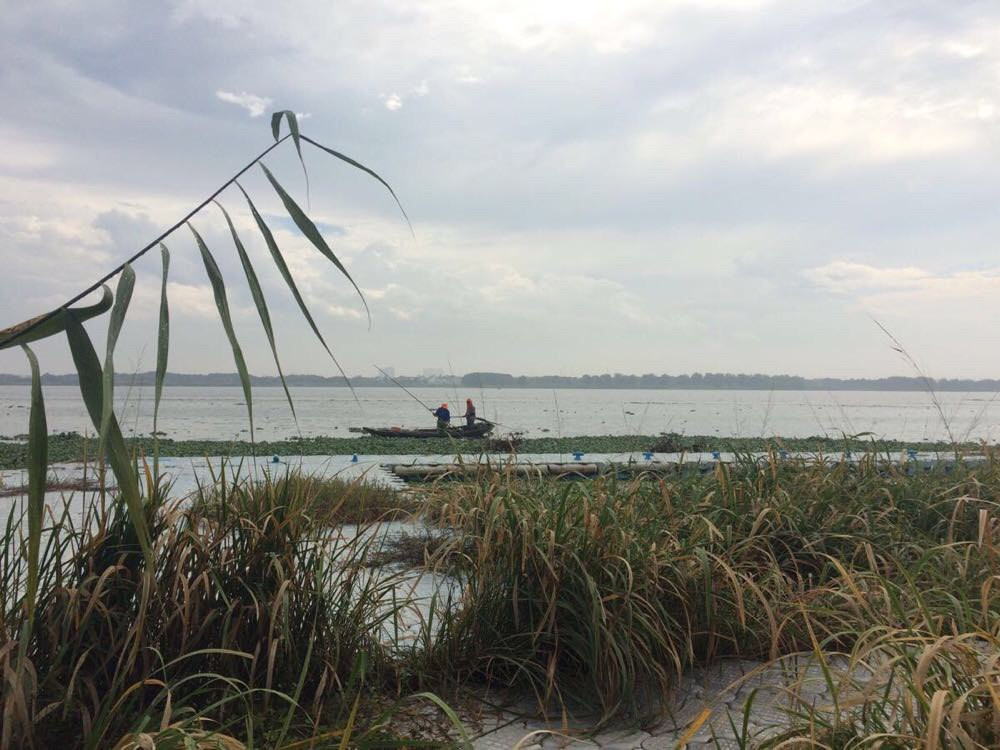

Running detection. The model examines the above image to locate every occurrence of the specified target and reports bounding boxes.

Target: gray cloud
[3,0,1000,378]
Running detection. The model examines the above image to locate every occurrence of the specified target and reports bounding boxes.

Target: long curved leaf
[234,182,353,388]
[300,134,412,235]
[0,286,113,351]
[21,344,46,624]
[260,162,370,327]
[187,223,254,438]
[101,264,135,445]
[64,312,151,562]
[215,201,296,424]
[154,244,170,435]
[271,109,309,206]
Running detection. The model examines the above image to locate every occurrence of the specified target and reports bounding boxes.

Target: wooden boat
[362,421,494,439]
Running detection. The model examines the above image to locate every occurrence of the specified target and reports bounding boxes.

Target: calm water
[1,385,998,442]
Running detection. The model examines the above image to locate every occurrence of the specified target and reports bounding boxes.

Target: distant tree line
[461,371,1000,392]
[2,370,1000,392]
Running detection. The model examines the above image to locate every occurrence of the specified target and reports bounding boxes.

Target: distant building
[422,367,444,378]
[377,366,395,379]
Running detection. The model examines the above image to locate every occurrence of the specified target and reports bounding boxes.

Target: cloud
[215,90,272,117]
[6,0,1000,378]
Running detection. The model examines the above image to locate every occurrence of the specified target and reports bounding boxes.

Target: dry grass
[403,454,1000,742]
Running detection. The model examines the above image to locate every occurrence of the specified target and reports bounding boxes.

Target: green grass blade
[0,285,113,351]
[215,201,296,425]
[188,223,254,438]
[64,311,152,561]
[153,244,170,479]
[234,182,354,389]
[101,263,135,446]
[260,162,370,327]
[271,109,309,205]
[299,135,412,234]
[20,343,46,624]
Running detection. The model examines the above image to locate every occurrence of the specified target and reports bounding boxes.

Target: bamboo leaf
[271,109,310,206]
[0,286,113,351]
[234,182,354,387]
[260,162,370,327]
[187,223,254,437]
[214,201,297,424]
[20,344,46,624]
[64,312,151,561]
[300,134,412,235]
[154,244,170,435]
[101,264,135,446]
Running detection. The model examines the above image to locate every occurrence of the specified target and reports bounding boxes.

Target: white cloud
[382,93,403,111]
[805,261,1000,316]
[804,262,934,293]
[215,90,272,117]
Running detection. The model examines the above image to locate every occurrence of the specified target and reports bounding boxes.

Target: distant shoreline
[2,371,1000,392]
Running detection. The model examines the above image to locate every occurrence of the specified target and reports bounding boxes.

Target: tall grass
[0,469,441,748]
[406,454,999,740]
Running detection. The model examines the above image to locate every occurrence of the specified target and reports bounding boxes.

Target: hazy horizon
[4,2,1000,379]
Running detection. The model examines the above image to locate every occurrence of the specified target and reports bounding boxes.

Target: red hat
[441,403,448,408]
[466,398,473,404]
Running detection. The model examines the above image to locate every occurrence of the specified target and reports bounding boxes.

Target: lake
[1,385,997,443]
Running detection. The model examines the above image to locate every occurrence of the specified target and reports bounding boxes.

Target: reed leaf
[101,263,135,447]
[300,135,412,234]
[215,201,296,424]
[20,343,46,623]
[0,286,113,351]
[260,163,370,327]
[64,311,151,561]
[271,110,309,204]
[188,223,254,438]
[234,181,353,386]
[154,245,169,437]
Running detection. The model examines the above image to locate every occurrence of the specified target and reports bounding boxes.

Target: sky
[2,0,1000,379]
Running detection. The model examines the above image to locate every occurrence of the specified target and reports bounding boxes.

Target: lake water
[1,385,998,442]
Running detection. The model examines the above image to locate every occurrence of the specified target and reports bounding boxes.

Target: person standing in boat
[432,403,451,430]
[464,398,476,427]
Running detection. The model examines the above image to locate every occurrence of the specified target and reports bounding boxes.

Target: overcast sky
[2,0,1000,379]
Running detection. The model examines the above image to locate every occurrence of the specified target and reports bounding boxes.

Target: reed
[0,468,446,748]
[405,453,999,739]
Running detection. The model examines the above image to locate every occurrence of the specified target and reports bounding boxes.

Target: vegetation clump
[404,455,999,742]
[0,473,448,748]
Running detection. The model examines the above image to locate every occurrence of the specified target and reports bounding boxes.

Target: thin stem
[2,134,293,349]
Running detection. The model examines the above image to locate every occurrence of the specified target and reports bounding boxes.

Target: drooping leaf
[260,162,370,327]
[65,312,151,562]
[0,286,113,351]
[21,344,46,624]
[300,134,412,235]
[101,264,135,446]
[188,223,254,437]
[153,244,170,435]
[215,200,296,424]
[234,181,353,387]
[271,109,309,205]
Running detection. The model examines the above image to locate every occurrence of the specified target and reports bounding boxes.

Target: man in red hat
[432,403,451,430]
[464,398,476,427]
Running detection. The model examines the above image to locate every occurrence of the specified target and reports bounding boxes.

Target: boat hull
[362,422,494,439]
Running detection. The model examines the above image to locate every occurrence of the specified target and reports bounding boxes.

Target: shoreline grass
[400,455,999,740]
[2,453,997,746]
